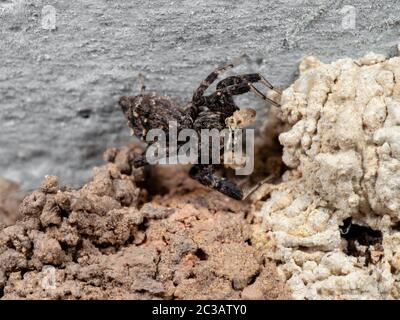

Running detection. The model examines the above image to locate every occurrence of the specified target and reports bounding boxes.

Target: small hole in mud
[141,166,172,198]
[297,245,315,253]
[247,271,260,285]
[20,268,30,278]
[194,248,208,261]
[138,220,148,232]
[245,238,252,246]
[392,221,400,231]
[59,207,69,218]
[257,193,271,202]
[60,241,70,252]
[340,218,382,246]
[340,218,383,261]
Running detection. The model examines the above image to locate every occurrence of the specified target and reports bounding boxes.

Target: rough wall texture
[1,0,399,189]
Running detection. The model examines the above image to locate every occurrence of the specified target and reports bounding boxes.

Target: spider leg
[192,63,235,106]
[242,174,274,200]
[208,82,280,109]
[189,164,243,200]
[259,74,282,95]
[216,74,282,95]
[247,83,280,107]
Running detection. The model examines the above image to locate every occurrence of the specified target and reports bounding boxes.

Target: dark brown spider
[119,63,280,200]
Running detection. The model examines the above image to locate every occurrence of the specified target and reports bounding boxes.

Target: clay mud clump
[0,178,24,230]
[0,145,289,300]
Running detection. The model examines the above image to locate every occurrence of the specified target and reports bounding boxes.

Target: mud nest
[0,145,289,300]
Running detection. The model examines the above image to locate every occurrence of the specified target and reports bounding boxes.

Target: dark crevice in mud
[5,238,14,249]
[194,248,208,261]
[340,218,383,261]
[138,218,148,231]
[59,207,70,218]
[392,221,400,231]
[61,239,83,263]
[19,267,32,279]
[59,241,70,252]
[340,218,383,246]
[258,193,271,202]
[187,273,196,279]
[139,166,170,198]
[247,270,260,286]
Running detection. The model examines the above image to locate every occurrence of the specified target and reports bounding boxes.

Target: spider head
[119,93,184,141]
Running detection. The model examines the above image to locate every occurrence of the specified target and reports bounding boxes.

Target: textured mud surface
[1,0,400,190]
[0,177,24,229]
[0,145,289,300]
[253,53,400,299]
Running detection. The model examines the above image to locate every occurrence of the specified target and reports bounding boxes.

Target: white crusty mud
[253,53,400,299]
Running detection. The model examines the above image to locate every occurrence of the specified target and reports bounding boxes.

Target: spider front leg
[210,82,281,108]
[192,63,235,106]
[216,73,281,95]
[189,164,244,200]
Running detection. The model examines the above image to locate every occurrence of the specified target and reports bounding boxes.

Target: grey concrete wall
[1,0,399,190]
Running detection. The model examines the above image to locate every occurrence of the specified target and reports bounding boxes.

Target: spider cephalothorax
[119,63,280,200]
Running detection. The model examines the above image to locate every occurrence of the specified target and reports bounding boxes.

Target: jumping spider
[119,63,280,200]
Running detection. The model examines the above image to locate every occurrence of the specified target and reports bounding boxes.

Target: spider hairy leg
[248,83,281,107]
[216,73,282,95]
[258,74,281,94]
[216,74,262,89]
[211,82,280,107]
[192,63,235,105]
[189,164,244,200]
